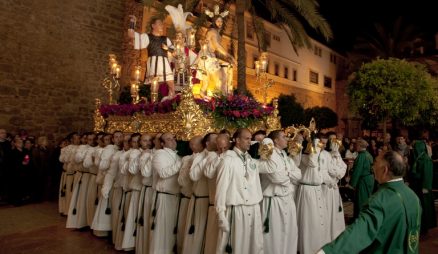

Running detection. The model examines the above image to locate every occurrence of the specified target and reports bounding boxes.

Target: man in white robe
[150,132,182,253]
[324,133,347,239]
[203,134,230,254]
[59,133,80,216]
[258,130,301,254]
[182,133,218,254]
[215,128,263,254]
[177,136,203,253]
[296,140,330,254]
[91,131,123,237]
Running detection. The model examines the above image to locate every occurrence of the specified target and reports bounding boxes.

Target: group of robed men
[58,128,422,254]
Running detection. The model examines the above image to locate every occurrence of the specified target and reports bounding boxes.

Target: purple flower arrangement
[99,93,272,128]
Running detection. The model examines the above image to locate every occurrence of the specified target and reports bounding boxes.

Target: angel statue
[194,5,236,98]
[165,4,198,89]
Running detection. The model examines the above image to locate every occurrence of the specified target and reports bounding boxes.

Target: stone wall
[0,0,128,140]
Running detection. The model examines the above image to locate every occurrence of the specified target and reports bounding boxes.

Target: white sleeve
[128,150,141,174]
[204,154,220,179]
[83,148,94,168]
[139,153,152,177]
[134,32,149,49]
[189,154,207,181]
[215,158,231,214]
[178,156,192,186]
[75,146,87,163]
[99,146,114,171]
[153,152,182,178]
[286,157,302,184]
[101,154,119,196]
[330,152,347,180]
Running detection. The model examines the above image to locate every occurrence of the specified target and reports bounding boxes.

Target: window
[330,53,337,64]
[264,32,271,48]
[284,67,289,79]
[309,70,319,84]
[293,69,297,81]
[274,63,280,76]
[273,34,280,42]
[314,45,322,57]
[324,76,332,88]
[246,22,254,40]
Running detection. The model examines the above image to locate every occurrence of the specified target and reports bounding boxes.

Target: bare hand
[128,28,135,39]
[162,44,169,51]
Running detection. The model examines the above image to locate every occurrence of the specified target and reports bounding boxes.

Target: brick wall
[0,0,127,140]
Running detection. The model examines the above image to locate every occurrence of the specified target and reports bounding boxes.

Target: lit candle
[261,60,267,73]
[115,65,121,79]
[134,66,141,82]
[255,61,260,76]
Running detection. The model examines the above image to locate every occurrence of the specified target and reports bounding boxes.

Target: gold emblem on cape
[408,230,419,252]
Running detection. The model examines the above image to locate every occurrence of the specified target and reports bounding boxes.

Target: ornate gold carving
[93,98,106,132]
[95,89,282,140]
[265,98,281,131]
[174,86,214,140]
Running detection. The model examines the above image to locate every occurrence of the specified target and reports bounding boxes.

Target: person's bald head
[216,134,230,154]
[373,151,406,184]
[189,135,204,153]
[161,132,177,150]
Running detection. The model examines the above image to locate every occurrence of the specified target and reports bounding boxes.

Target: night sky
[317,0,437,52]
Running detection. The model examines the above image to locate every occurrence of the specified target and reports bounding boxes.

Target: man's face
[72,134,80,145]
[24,140,33,150]
[216,137,229,154]
[152,19,164,34]
[236,130,252,152]
[103,135,112,146]
[396,137,405,145]
[207,134,218,151]
[274,132,288,150]
[131,136,140,149]
[373,155,388,184]
[15,138,23,149]
[87,134,95,146]
[113,132,123,146]
[80,135,87,144]
[154,134,163,149]
[215,17,223,28]
[140,134,152,150]
[162,133,177,150]
[0,129,6,140]
[189,136,203,153]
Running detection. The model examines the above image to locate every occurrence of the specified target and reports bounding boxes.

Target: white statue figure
[195,5,236,98]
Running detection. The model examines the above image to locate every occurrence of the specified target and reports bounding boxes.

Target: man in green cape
[349,139,374,218]
[317,151,421,254]
[411,139,437,234]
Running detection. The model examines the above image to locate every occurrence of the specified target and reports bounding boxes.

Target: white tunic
[203,152,224,254]
[136,149,153,254]
[91,145,118,237]
[66,144,90,229]
[323,150,347,240]
[177,154,196,254]
[59,145,73,215]
[215,148,263,254]
[296,151,330,254]
[182,150,212,254]
[83,146,99,227]
[258,148,300,254]
[149,148,182,254]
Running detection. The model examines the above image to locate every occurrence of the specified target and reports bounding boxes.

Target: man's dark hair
[383,151,406,177]
[233,128,250,141]
[202,132,217,148]
[252,130,267,141]
[150,17,162,31]
[267,130,282,142]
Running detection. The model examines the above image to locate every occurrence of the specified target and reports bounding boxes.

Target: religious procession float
[93,4,282,141]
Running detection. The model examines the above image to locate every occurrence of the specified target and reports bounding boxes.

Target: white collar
[387,178,404,183]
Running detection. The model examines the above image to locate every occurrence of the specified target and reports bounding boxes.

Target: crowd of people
[0,127,437,254]
[0,128,63,206]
